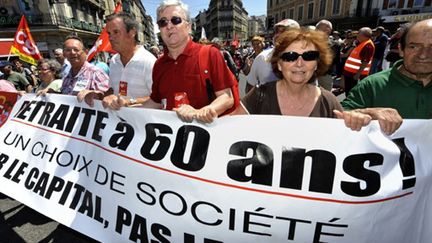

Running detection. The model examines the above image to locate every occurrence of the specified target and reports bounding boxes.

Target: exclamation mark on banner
[392,138,416,189]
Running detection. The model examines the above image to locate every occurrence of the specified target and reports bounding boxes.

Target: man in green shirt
[340,18,432,134]
[0,60,32,93]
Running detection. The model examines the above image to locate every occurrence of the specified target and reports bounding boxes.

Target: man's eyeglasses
[280,51,320,62]
[157,16,184,28]
[64,47,83,53]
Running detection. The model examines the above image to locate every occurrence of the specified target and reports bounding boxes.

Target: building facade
[248,15,266,38]
[267,0,432,33]
[0,0,155,58]
[121,0,156,47]
[195,0,249,44]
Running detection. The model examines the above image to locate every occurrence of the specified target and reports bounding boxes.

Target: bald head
[316,20,333,36]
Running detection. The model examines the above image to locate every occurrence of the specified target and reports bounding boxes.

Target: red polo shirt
[151,39,235,110]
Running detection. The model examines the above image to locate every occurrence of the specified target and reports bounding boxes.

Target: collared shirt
[61,61,109,95]
[151,39,234,110]
[341,60,432,118]
[109,45,156,98]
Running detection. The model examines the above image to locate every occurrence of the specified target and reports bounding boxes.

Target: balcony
[54,14,101,33]
[0,12,102,34]
[0,14,48,28]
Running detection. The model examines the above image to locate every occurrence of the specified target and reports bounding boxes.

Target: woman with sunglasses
[232,29,371,131]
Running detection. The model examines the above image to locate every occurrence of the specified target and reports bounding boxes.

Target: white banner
[0,94,431,243]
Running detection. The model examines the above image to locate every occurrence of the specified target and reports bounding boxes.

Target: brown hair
[251,35,264,45]
[271,28,333,81]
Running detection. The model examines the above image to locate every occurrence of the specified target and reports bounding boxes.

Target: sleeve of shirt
[360,43,375,63]
[325,91,343,112]
[208,46,235,92]
[18,73,30,86]
[241,87,261,114]
[150,59,162,103]
[144,54,157,96]
[341,78,373,110]
[24,68,32,76]
[246,54,261,86]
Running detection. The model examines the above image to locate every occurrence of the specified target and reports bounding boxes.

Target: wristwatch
[128,98,137,106]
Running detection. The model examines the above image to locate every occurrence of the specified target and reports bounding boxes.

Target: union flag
[10,15,42,65]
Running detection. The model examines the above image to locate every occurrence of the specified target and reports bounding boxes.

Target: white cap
[274,19,300,29]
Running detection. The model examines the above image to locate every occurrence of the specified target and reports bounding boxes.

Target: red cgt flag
[87,2,122,61]
[10,15,42,66]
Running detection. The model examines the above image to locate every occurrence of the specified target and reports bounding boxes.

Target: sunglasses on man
[280,51,320,62]
[157,16,185,28]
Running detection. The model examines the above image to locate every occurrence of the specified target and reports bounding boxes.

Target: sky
[142,0,267,33]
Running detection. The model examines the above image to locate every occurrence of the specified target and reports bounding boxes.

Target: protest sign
[0,94,430,242]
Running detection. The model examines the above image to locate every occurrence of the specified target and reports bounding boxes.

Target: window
[332,0,341,15]
[388,0,397,8]
[289,8,294,19]
[319,0,327,17]
[308,2,314,19]
[413,0,423,6]
[298,5,304,21]
[282,11,286,19]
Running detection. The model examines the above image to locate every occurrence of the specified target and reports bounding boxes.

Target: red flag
[10,15,42,65]
[231,33,239,48]
[87,2,122,61]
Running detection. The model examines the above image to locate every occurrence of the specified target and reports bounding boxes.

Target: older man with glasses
[127,0,237,123]
[59,35,109,96]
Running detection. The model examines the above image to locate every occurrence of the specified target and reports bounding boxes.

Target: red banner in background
[0,91,18,127]
[10,16,42,65]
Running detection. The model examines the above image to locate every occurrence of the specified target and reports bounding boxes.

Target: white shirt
[246,48,278,86]
[109,45,156,98]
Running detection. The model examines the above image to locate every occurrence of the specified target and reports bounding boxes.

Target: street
[0,193,97,242]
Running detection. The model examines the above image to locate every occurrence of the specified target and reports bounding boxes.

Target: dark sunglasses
[280,51,320,62]
[157,16,183,28]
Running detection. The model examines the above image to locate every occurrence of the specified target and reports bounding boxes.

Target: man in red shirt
[343,27,375,94]
[121,0,236,123]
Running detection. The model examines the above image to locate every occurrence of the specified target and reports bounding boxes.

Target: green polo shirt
[5,72,30,91]
[341,60,432,119]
